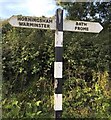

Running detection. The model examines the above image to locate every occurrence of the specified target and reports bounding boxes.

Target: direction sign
[63,20,103,33]
[9,15,56,30]
[9,15,103,33]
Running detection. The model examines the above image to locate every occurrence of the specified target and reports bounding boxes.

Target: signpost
[8,8,103,120]
[63,20,103,33]
[9,15,56,30]
[9,16,103,33]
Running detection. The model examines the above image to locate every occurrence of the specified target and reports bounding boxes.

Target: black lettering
[18,16,53,24]
[78,27,81,30]
[40,24,43,27]
[34,23,38,27]
[76,22,78,25]
[24,22,29,26]
[86,27,88,31]
[79,22,82,26]
[77,22,82,26]
[43,19,45,22]
[75,26,89,31]
[46,19,48,23]
[44,24,46,28]
[46,19,52,23]
[81,27,85,30]
[75,27,78,30]
[19,22,24,26]
[43,24,45,27]
[26,22,29,26]
[18,17,24,21]
[37,24,39,27]
[29,23,34,26]
[38,24,41,27]
[81,27,88,31]
[24,22,26,26]
[35,18,38,22]
[18,17,22,21]
[84,23,87,26]
[36,18,39,22]
[22,22,26,26]
[24,17,27,21]
[19,22,50,29]
[47,24,50,28]
[27,17,32,22]
[33,18,37,22]
[21,17,24,21]
[39,19,42,23]
[76,22,87,26]
[48,19,52,23]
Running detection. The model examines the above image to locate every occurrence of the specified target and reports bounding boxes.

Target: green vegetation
[1,2,111,119]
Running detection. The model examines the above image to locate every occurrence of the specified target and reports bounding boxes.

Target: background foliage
[1,1,111,119]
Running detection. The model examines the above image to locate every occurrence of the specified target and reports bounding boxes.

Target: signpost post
[8,8,103,120]
[54,8,63,119]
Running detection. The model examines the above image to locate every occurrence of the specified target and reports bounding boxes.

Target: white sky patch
[0,0,58,18]
[26,0,57,17]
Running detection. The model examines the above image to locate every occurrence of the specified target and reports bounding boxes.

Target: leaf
[37,111,42,115]
[27,102,32,108]
[12,100,18,106]
[19,67,24,73]
[5,104,12,109]
[35,101,41,106]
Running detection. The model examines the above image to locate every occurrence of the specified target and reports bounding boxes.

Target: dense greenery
[1,1,111,119]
